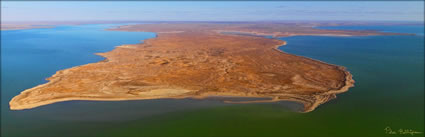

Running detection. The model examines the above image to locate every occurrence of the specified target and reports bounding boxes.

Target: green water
[1,25,424,137]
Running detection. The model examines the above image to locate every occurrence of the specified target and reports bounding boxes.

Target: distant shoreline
[2,20,423,31]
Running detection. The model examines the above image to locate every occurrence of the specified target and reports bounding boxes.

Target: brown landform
[9,22,409,112]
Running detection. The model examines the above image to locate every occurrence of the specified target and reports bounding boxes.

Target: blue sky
[1,1,424,22]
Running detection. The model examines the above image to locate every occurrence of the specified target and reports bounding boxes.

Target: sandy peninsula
[9,22,407,112]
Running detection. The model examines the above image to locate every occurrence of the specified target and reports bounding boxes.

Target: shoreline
[270,38,355,112]
[10,23,361,112]
[9,32,354,113]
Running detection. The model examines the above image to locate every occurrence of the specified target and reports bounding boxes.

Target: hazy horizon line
[2,20,424,23]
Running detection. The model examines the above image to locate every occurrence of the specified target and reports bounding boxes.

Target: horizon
[2,20,424,23]
[1,1,424,22]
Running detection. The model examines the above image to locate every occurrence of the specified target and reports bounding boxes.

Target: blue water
[2,24,154,104]
[1,24,424,137]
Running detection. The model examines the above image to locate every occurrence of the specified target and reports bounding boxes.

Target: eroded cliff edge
[11,23,404,112]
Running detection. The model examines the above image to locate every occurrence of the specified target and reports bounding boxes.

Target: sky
[1,1,424,22]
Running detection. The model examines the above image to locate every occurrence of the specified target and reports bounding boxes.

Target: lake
[1,24,423,137]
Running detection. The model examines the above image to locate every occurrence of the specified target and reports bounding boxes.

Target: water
[1,24,424,137]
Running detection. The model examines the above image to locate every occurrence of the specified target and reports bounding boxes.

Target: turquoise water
[1,24,424,137]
